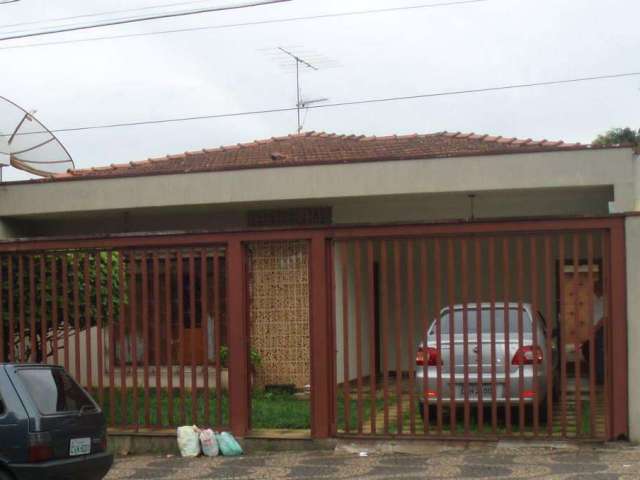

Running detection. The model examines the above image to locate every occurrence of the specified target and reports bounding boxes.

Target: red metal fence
[333,229,617,439]
[0,247,228,431]
[0,217,628,440]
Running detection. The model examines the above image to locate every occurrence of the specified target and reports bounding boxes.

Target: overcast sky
[0,0,639,181]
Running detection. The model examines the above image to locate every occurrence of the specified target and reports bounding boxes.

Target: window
[431,308,533,335]
[16,368,94,415]
[248,207,332,227]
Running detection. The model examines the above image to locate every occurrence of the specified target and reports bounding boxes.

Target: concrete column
[610,182,636,213]
[634,153,640,211]
[625,216,640,442]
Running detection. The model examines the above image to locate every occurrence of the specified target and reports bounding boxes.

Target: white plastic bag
[177,425,201,457]
[199,428,219,457]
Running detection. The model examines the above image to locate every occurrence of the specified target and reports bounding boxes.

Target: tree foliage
[1,252,127,362]
[592,127,640,147]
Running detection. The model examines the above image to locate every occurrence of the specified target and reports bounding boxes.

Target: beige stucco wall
[625,215,640,442]
[627,153,640,442]
[334,244,374,385]
[0,148,634,219]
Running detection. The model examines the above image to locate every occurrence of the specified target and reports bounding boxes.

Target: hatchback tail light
[99,431,108,451]
[416,345,441,366]
[512,345,543,365]
[28,432,54,463]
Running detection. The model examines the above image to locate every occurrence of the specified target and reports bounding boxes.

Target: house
[0,131,638,442]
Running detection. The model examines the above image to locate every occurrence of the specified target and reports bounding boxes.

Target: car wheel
[510,406,523,426]
[511,403,547,426]
[0,469,15,480]
[418,402,438,421]
[552,380,561,402]
[538,401,548,424]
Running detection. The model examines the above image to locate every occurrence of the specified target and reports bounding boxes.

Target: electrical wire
[0,0,226,32]
[0,0,491,50]
[0,0,291,42]
[33,70,639,135]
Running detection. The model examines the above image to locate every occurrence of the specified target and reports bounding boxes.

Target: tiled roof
[56,130,593,181]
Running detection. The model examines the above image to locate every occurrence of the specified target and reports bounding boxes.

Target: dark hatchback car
[0,364,112,480]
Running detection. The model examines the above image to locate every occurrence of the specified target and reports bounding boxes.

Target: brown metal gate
[0,245,228,431]
[0,217,627,441]
[332,222,626,440]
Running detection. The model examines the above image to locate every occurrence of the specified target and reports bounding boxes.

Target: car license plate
[460,384,493,398]
[69,437,91,456]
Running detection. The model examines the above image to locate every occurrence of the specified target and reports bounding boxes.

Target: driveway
[105,442,640,479]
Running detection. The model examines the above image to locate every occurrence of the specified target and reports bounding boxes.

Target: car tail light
[416,346,441,366]
[28,432,54,463]
[512,346,543,365]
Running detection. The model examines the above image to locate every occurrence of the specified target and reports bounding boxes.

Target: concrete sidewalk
[105,441,640,479]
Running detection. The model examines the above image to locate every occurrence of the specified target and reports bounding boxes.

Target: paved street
[106,442,640,479]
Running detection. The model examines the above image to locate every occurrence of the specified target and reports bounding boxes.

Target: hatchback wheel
[418,402,438,421]
[0,469,14,480]
[509,403,548,425]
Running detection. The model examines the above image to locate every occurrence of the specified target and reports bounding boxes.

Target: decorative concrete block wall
[248,241,310,389]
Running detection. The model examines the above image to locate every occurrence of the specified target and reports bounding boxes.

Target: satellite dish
[0,96,74,179]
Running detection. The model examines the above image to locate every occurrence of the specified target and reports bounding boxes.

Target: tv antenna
[263,46,337,133]
[278,47,317,133]
[0,96,75,180]
[298,97,328,132]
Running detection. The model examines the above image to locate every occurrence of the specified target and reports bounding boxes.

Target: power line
[0,0,491,51]
[0,0,225,32]
[34,71,639,135]
[0,0,291,42]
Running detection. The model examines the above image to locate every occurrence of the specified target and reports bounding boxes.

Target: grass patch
[95,388,598,436]
[251,391,310,429]
[98,388,230,428]
[336,394,386,432]
[97,388,314,430]
[335,396,598,437]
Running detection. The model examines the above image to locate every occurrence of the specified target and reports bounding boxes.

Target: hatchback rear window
[16,368,94,415]
[431,308,533,335]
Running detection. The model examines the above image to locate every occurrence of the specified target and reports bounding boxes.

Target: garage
[331,218,627,440]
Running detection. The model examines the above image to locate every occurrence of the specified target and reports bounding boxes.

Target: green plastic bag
[216,431,243,456]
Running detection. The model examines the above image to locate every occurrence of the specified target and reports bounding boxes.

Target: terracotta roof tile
[51,130,598,182]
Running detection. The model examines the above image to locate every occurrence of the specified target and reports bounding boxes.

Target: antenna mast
[263,46,337,132]
[277,47,318,133]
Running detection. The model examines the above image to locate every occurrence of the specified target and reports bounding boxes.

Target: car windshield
[430,308,534,335]
[16,368,94,415]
